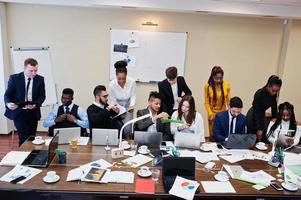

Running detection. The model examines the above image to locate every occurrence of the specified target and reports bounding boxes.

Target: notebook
[135,179,155,194]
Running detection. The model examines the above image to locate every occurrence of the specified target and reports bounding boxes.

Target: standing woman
[109,60,136,138]
[204,66,231,140]
[170,95,205,143]
[246,75,282,142]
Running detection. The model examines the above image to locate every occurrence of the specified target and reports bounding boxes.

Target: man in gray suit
[136,91,173,141]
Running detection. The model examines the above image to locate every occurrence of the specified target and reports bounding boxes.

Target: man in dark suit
[136,91,173,141]
[158,66,192,116]
[87,85,123,135]
[4,58,46,145]
[213,96,247,142]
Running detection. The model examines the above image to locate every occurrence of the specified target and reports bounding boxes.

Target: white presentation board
[110,29,187,82]
[10,47,57,106]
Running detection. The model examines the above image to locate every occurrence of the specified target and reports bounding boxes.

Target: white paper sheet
[0,151,30,166]
[101,170,134,183]
[124,150,136,157]
[0,165,42,184]
[121,154,152,168]
[239,170,275,186]
[80,159,112,173]
[201,181,236,193]
[169,176,200,200]
[179,150,219,163]
[220,155,246,163]
[76,137,89,145]
[66,167,84,182]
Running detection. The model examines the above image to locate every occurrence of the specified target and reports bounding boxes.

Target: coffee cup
[122,140,129,147]
[139,145,148,152]
[46,171,57,180]
[257,142,265,147]
[140,166,150,175]
[35,136,42,141]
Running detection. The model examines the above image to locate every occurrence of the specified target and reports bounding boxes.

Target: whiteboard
[10,47,57,106]
[110,29,187,82]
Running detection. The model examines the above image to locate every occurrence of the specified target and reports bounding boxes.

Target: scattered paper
[0,165,42,184]
[124,150,136,157]
[179,150,219,163]
[169,176,200,200]
[220,155,246,163]
[0,151,30,166]
[66,167,84,182]
[201,181,236,193]
[80,159,112,172]
[76,137,89,145]
[101,170,134,183]
[239,170,275,187]
[122,154,152,168]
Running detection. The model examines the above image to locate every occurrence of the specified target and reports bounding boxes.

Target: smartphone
[217,144,223,149]
[270,182,283,191]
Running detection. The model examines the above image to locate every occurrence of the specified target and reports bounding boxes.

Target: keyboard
[22,150,48,166]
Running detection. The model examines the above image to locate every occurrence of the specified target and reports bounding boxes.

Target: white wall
[2,3,300,134]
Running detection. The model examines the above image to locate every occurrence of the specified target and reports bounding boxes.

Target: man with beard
[87,85,123,134]
[43,88,89,136]
[136,91,173,141]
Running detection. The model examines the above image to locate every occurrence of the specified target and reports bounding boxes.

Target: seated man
[87,85,123,134]
[213,96,247,142]
[136,91,173,141]
[44,88,89,136]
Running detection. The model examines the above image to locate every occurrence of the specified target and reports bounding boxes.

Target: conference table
[0,138,300,200]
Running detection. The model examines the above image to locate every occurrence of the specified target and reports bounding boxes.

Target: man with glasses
[87,85,123,134]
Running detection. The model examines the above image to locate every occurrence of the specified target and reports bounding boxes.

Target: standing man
[158,66,192,116]
[4,58,46,145]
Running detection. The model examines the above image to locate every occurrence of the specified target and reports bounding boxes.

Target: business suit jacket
[136,108,172,141]
[213,110,247,142]
[4,72,45,120]
[158,76,192,116]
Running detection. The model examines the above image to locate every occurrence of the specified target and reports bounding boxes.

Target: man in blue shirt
[213,96,247,142]
[43,88,89,136]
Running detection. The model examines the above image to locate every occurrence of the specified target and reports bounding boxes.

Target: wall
[279,20,301,117]
[4,3,288,134]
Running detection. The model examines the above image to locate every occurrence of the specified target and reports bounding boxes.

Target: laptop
[225,133,256,149]
[54,127,81,144]
[134,131,162,148]
[22,132,59,168]
[92,129,119,146]
[162,157,196,192]
[174,132,201,149]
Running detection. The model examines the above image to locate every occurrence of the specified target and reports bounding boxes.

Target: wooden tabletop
[0,138,300,199]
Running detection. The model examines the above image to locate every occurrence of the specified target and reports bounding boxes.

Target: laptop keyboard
[24,150,48,166]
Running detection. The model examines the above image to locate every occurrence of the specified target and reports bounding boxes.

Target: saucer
[256,144,267,150]
[43,175,60,184]
[281,182,298,192]
[32,139,45,145]
[137,170,152,177]
[214,174,229,182]
[122,144,131,150]
[138,149,150,155]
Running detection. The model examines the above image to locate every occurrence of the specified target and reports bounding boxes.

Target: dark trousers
[14,110,38,146]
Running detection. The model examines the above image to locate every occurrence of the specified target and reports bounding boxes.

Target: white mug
[122,140,129,146]
[35,136,42,141]
[47,171,57,180]
[140,166,149,175]
[139,145,148,152]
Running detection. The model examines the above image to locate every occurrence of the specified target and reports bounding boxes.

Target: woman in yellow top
[204,66,231,140]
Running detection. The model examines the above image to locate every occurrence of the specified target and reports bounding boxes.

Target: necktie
[65,106,70,114]
[26,78,31,101]
[230,116,235,134]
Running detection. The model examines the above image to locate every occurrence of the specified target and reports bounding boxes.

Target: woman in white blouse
[266,102,301,147]
[170,95,205,142]
[109,60,136,138]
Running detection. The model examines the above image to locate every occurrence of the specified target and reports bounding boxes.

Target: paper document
[80,159,112,173]
[122,154,152,168]
[124,150,136,157]
[112,104,127,119]
[220,155,246,163]
[76,137,89,145]
[179,150,219,163]
[0,151,30,166]
[0,165,42,184]
[101,170,134,183]
[238,170,275,186]
[169,176,200,200]
[66,167,84,182]
[201,181,236,193]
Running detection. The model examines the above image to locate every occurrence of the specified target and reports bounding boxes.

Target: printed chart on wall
[110,29,187,83]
